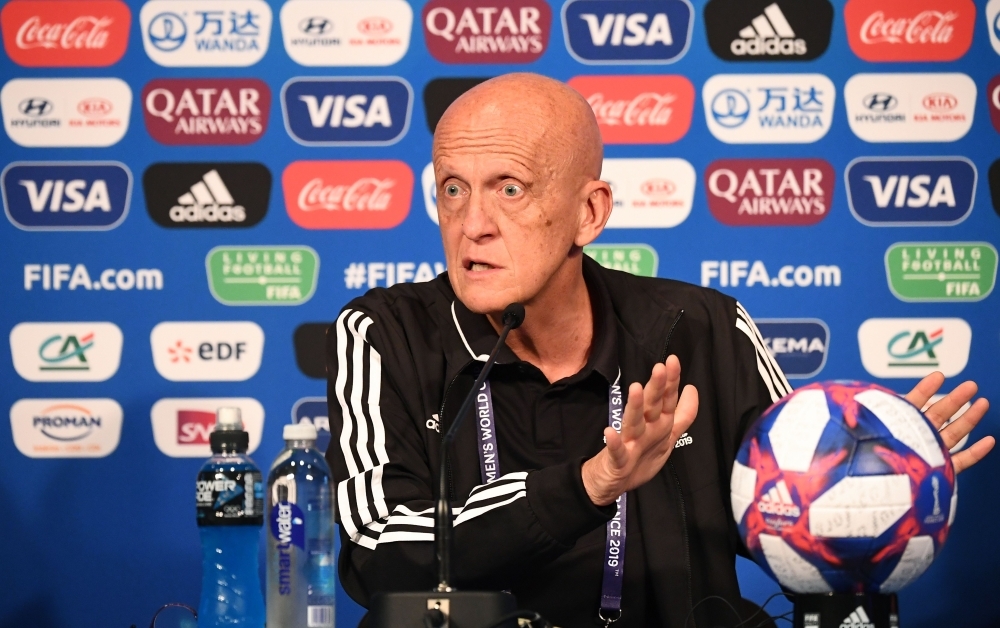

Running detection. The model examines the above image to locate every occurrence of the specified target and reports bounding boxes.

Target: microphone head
[502,303,525,330]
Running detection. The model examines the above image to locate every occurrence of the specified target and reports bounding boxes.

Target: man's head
[432,73,612,315]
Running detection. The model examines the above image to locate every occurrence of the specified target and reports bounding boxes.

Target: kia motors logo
[989,159,1000,219]
[151,321,264,381]
[282,160,413,229]
[150,397,264,457]
[568,75,694,144]
[293,323,329,379]
[703,0,832,62]
[844,73,975,143]
[562,0,693,64]
[143,162,270,228]
[858,318,971,378]
[2,161,132,231]
[602,158,695,228]
[142,78,271,145]
[281,77,413,146]
[987,75,1000,133]
[280,0,412,66]
[293,397,331,453]
[846,157,976,227]
[845,0,975,62]
[10,398,123,458]
[10,322,123,382]
[989,0,1000,55]
[423,77,491,133]
[755,319,829,378]
[140,0,272,67]
[423,0,551,64]
[705,159,833,227]
[703,74,834,144]
[1,78,131,147]
[1,0,130,67]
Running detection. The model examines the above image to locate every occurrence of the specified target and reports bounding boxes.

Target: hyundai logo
[863,93,898,112]
[710,89,751,128]
[18,98,53,116]
[147,12,187,52]
[299,16,332,35]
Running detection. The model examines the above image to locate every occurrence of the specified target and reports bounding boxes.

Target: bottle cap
[283,422,318,441]
[215,407,243,431]
[210,407,249,453]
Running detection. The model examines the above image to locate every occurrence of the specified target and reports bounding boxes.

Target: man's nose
[461,190,498,242]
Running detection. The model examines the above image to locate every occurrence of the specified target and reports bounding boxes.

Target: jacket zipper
[438,360,474,501]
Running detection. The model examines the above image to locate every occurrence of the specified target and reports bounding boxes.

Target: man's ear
[574,180,613,247]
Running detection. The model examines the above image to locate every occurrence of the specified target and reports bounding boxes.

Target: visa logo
[281,77,413,146]
[846,157,975,226]
[755,319,829,378]
[2,162,132,231]
[562,0,692,64]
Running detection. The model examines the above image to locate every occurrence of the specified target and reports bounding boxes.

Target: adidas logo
[169,169,247,223]
[839,605,875,628]
[730,3,807,57]
[757,480,801,517]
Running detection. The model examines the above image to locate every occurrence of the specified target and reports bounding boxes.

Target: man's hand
[905,371,994,474]
[582,355,698,507]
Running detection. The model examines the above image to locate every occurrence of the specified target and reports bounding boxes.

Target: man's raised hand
[582,355,698,507]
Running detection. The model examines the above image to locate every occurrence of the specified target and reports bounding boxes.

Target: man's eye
[445,184,460,197]
[502,184,520,197]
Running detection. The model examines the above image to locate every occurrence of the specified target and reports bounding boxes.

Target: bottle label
[196,469,264,526]
[270,500,306,595]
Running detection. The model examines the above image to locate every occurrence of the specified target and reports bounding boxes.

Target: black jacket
[325,257,791,627]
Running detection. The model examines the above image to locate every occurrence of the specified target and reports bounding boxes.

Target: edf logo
[2,162,132,231]
[561,0,693,64]
[755,319,829,379]
[846,157,976,227]
[281,77,413,146]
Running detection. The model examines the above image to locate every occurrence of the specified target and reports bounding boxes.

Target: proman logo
[561,0,693,65]
[423,0,552,64]
[150,322,264,382]
[282,160,413,230]
[1,0,131,67]
[568,75,694,144]
[705,159,833,227]
[845,157,976,227]
[10,322,123,382]
[2,161,132,231]
[704,0,832,62]
[142,78,270,145]
[151,397,264,457]
[858,318,971,378]
[10,398,123,458]
[845,0,975,62]
[601,158,695,228]
[279,0,412,67]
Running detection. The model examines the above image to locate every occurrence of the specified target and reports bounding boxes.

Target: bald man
[325,73,992,627]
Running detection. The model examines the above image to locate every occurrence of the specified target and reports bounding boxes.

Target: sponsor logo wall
[1,1,997,627]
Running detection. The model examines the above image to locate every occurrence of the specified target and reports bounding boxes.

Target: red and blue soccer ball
[731,381,956,594]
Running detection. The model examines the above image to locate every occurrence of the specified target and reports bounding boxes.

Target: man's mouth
[469,262,494,272]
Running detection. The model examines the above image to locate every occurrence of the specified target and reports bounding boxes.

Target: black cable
[733,591,794,628]
[484,609,552,628]
[683,595,743,628]
[684,591,795,628]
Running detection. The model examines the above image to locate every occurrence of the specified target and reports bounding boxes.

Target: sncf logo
[568,75,694,144]
[282,160,413,229]
[845,0,975,62]
[1,0,131,67]
[561,0,693,64]
[151,397,264,457]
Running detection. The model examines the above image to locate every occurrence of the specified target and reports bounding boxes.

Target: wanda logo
[283,160,414,229]
[359,16,393,35]
[923,93,957,111]
[568,75,694,145]
[641,179,676,198]
[845,0,974,62]
[1,0,130,67]
[77,97,112,117]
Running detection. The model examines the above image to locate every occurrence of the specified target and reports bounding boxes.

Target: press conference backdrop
[1,0,998,626]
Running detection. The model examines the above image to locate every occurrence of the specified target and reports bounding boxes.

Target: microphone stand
[368,304,524,628]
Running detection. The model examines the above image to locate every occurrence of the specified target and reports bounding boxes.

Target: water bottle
[195,407,265,628]
[267,422,335,628]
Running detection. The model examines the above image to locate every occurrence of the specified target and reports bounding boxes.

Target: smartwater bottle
[195,407,265,628]
[267,422,335,628]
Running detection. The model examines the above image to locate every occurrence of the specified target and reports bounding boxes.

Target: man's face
[433,105,588,314]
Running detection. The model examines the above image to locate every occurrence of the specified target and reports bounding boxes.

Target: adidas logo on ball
[756,480,801,517]
[839,605,875,628]
[169,169,246,223]
[730,3,806,56]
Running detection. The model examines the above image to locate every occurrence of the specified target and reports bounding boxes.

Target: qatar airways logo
[422,1,552,64]
[282,160,413,229]
[845,0,974,62]
[568,75,694,144]
[1,0,131,66]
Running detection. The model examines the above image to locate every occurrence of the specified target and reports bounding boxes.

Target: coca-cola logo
[845,0,974,62]
[568,75,694,145]
[77,97,112,117]
[142,78,271,146]
[422,0,551,64]
[283,160,413,229]
[641,179,677,198]
[1,0,131,67]
[704,158,834,226]
[923,93,957,111]
[359,16,393,35]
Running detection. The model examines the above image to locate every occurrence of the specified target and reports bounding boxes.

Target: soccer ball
[731,381,956,593]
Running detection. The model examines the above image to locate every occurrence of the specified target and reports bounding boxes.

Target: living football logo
[703,0,832,61]
[206,245,320,305]
[702,74,835,144]
[9,398,123,458]
[755,319,829,379]
[568,75,694,144]
[150,321,264,381]
[151,397,264,457]
[281,77,413,146]
[705,159,833,226]
[583,244,659,277]
[858,318,971,378]
[885,242,997,302]
[140,0,271,67]
[844,73,976,143]
[845,157,976,227]
[9,322,123,382]
[142,78,271,145]
[601,158,695,228]
[561,0,693,65]
[282,160,413,230]
[279,0,412,66]
[2,161,131,231]
[844,0,975,62]
[423,0,551,64]
[1,77,131,147]
[1,0,131,67]
[143,162,270,227]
